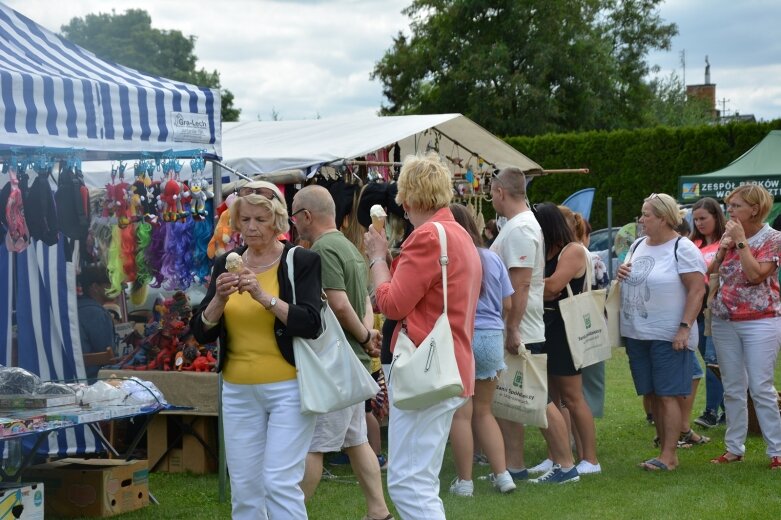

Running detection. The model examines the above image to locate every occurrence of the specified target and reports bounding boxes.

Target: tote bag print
[492,349,548,428]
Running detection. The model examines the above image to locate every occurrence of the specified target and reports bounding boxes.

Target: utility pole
[719,97,731,117]
[680,49,686,90]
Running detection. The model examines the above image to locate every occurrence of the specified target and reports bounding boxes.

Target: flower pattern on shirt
[711,225,781,321]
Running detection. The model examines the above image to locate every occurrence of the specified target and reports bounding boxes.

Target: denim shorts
[473,329,506,380]
[624,338,693,397]
[690,349,704,379]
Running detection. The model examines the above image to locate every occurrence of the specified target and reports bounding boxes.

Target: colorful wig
[134,221,153,286]
[120,222,137,283]
[106,225,126,297]
[147,222,167,288]
[192,217,213,284]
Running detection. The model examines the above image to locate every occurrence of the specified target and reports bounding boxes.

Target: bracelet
[369,257,385,269]
[201,312,219,329]
[360,328,372,346]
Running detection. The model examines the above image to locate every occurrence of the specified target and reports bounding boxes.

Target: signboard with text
[679,175,781,202]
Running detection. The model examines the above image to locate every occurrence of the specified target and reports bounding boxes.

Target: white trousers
[387,390,466,520]
[222,379,316,520]
[712,316,781,457]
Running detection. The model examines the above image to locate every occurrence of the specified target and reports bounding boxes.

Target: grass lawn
[53,348,781,519]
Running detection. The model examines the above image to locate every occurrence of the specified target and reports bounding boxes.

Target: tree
[645,73,714,127]
[372,0,677,136]
[61,9,240,122]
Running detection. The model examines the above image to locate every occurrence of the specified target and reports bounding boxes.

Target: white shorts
[309,402,367,452]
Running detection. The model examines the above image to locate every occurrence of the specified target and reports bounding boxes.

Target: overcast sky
[6,0,781,124]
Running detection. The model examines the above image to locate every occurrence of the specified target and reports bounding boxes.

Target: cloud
[6,0,781,124]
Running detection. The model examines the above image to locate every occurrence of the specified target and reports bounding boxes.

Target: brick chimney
[686,55,718,119]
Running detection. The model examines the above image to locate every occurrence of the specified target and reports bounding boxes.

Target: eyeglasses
[238,186,281,202]
[290,208,309,223]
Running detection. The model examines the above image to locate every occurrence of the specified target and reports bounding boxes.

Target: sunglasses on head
[238,186,281,202]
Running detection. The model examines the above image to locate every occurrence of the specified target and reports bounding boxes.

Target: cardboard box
[0,482,44,519]
[22,459,148,517]
[147,415,217,474]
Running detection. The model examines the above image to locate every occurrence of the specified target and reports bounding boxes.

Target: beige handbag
[389,222,465,410]
[492,346,548,428]
[558,245,611,369]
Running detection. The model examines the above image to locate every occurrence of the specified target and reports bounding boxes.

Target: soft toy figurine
[190,178,213,220]
[177,181,191,221]
[208,192,240,258]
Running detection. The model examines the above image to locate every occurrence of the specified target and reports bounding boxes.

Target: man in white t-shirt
[490,167,580,484]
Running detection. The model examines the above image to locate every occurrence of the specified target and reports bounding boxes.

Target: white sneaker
[529,458,554,474]
[488,471,517,493]
[449,478,473,497]
[576,460,602,475]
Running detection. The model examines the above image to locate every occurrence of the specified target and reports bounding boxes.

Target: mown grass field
[53,348,781,519]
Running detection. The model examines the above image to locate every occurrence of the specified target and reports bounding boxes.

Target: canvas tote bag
[389,222,465,410]
[491,346,548,428]
[605,238,642,349]
[287,247,379,415]
[558,244,611,369]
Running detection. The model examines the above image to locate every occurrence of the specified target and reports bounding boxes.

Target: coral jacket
[375,208,481,397]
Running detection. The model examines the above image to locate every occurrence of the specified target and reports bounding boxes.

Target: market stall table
[98,370,220,474]
[0,403,162,507]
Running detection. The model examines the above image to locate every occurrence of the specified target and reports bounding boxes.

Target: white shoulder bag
[287,247,379,415]
[389,222,465,410]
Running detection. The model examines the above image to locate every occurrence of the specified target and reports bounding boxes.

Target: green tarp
[679,130,781,203]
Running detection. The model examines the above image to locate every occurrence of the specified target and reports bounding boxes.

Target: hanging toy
[4,162,30,252]
[159,160,181,223]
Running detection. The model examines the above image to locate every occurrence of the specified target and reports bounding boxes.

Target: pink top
[711,225,781,321]
[375,208,481,397]
[694,239,720,284]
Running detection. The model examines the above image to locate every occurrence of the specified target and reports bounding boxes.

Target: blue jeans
[697,314,724,413]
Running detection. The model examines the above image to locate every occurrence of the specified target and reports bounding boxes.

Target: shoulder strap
[627,236,647,263]
[674,236,682,263]
[285,246,300,304]
[432,222,448,313]
[562,243,594,297]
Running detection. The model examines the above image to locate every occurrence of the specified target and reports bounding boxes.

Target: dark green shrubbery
[505,120,781,228]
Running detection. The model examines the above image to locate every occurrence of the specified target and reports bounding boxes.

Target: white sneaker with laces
[576,460,602,475]
[449,478,474,497]
[529,458,554,474]
[489,471,517,493]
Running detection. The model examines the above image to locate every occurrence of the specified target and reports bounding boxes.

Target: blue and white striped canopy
[0,2,221,160]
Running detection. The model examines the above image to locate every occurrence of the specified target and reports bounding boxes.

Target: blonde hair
[644,193,681,228]
[395,152,453,212]
[725,184,774,222]
[557,205,587,242]
[230,193,290,235]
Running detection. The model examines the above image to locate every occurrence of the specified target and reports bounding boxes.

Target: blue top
[77,296,115,381]
[474,249,514,330]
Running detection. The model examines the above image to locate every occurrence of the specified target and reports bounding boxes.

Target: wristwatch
[737,241,746,249]
[266,297,278,310]
[679,322,690,329]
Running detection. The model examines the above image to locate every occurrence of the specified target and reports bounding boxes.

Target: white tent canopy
[213,113,541,178]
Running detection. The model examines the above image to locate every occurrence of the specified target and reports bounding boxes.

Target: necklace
[243,250,283,269]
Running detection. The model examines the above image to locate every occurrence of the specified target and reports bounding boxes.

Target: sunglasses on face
[238,186,281,202]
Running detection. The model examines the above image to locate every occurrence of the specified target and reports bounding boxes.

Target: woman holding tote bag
[364,153,482,520]
[618,193,705,472]
[535,203,601,475]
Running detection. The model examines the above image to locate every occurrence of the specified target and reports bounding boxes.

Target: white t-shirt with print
[619,236,706,348]
[490,210,546,344]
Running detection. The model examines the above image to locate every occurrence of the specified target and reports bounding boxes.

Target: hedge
[504,120,781,229]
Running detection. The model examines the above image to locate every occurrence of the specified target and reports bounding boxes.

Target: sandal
[678,430,710,449]
[710,452,743,464]
[770,456,781,470]
[639,458,674,472]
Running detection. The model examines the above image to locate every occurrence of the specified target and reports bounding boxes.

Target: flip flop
[639,458,673,472]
